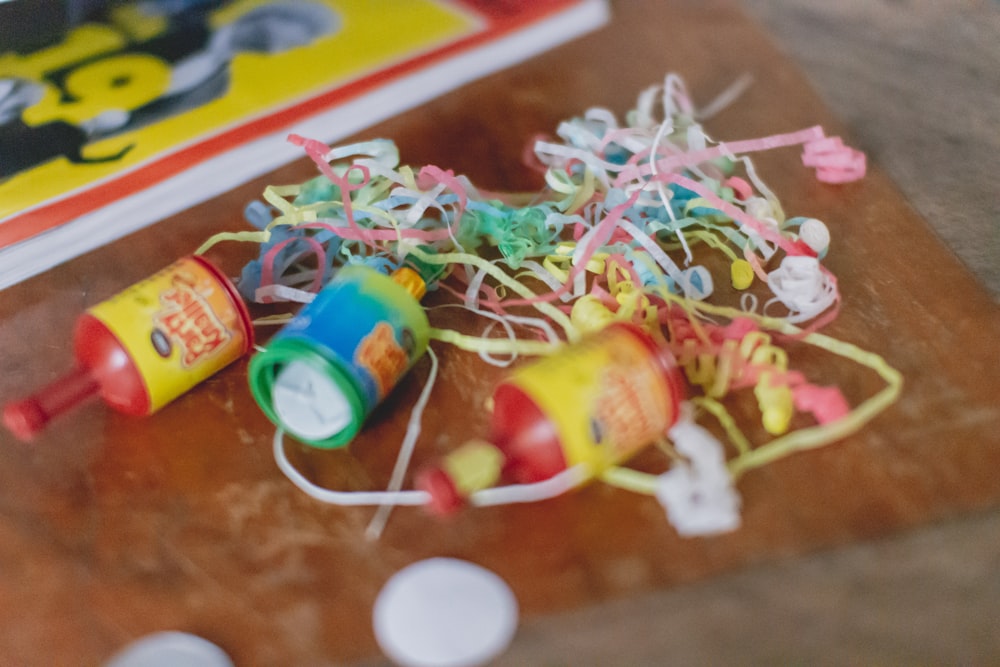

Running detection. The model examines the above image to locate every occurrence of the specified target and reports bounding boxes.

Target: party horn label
[88,256,251,411]
[507,325,678,472]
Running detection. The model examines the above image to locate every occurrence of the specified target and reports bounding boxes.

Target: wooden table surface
[2,1,999,664]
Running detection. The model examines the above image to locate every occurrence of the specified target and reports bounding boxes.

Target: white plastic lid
[104,632,233,667]
[272,359,353,441]
[373,558,519,667]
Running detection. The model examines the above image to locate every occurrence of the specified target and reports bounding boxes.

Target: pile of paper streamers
[198,73,900,537]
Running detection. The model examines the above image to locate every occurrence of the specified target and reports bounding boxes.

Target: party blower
[3,256,254,441]
[248,261,431,449]
[416,322,687,515]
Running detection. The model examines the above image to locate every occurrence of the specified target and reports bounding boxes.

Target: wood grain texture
[0,1,998,664]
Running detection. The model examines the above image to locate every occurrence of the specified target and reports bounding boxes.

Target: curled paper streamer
[655,416,742,536]
[803,135,867,183]
[766,255,838,323]
[212,72,899,539]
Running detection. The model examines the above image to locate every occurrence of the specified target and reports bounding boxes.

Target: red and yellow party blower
[3,256,253,441]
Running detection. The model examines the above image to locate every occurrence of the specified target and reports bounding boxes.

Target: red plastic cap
[490,382,567,483]
[2,366,100,442]
[415,466,466,517]
[3,398,47,442]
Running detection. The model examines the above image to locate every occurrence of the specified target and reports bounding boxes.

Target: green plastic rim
[248,338,366,449]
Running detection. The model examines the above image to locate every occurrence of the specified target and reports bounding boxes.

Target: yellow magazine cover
[0,0,608,288]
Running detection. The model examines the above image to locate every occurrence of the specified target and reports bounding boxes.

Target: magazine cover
[0,0,609,288]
